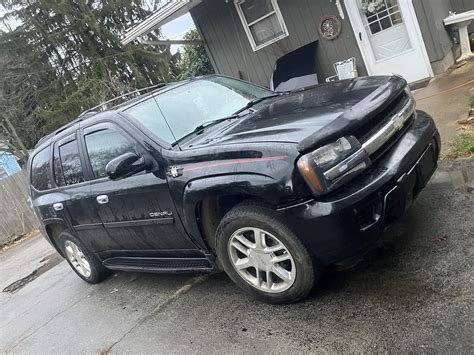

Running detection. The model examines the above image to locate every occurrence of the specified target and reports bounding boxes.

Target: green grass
[443,132,474,159]
[443,94,474,159]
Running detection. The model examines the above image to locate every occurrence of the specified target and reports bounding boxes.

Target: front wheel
[216,201,321,304]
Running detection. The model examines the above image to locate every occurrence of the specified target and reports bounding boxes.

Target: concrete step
[427,164,474,192]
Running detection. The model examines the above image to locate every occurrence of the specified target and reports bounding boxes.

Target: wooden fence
[0,170,39,242]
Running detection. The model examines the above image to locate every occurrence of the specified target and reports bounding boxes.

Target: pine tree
[179,29,214,80]
[0,0,176,151]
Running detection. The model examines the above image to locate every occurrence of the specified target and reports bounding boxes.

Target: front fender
[182,173,290,244]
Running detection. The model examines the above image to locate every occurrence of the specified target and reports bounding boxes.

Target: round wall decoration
[319,15,342,40]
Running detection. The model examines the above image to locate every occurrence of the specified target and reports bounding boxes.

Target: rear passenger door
[81,122,196,252]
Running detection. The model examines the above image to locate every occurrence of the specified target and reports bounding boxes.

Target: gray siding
[413,0,453,63]
[191,0,367,87]
[414,0,473,64]
[450,0,474,32]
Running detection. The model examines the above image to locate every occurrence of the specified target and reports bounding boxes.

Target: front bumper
[279,111,440,265]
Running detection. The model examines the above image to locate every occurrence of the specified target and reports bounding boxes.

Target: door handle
[359,32,362,41]
[53,203,63,211]
[96,195,109,204]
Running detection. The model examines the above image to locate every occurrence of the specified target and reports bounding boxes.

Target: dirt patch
[97,347,112,355]
[413,60,474,153]
[0,229,40,253]
[2,253,63,293]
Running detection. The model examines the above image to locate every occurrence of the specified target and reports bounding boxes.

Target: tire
[216,201,321,304]
[59,231,110,284]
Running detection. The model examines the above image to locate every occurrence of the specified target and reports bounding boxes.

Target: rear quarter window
[31,147,52,191]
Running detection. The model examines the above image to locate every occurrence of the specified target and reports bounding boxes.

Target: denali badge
[149,211,173,218]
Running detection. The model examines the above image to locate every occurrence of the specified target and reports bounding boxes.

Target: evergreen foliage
[0,0,177,156]
[179,29,214,80]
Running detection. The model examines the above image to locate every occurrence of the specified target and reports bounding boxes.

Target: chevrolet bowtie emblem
[393,113,405,131]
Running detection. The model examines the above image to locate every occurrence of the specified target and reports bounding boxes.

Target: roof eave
[121,0,201,45]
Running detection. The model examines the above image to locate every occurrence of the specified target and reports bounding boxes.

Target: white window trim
[235,0,289,52]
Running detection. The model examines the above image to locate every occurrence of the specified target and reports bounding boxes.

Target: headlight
[297,136,371,196]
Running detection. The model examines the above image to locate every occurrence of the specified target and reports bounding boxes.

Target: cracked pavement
[1,162,473,353]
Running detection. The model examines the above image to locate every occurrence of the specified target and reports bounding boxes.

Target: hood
[180,75,407,151]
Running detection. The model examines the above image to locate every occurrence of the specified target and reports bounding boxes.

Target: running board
[102,257,215,273]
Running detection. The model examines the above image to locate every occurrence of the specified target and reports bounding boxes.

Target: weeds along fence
[0,171,39,242]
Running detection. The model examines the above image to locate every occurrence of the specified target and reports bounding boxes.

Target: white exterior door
[345,0,432,83]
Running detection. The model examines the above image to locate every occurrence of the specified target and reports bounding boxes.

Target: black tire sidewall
[59,231,110,284]
[216,203,317,304]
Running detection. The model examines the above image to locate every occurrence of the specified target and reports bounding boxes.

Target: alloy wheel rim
[228,227,296,293]
[64,240,92,278]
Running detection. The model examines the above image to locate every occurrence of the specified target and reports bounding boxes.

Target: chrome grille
[362,96,416,156]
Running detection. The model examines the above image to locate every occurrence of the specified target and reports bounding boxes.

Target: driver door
[80,122,197,252]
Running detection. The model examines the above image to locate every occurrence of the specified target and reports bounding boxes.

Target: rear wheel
[59,232,110,284]
[216,201,321,304]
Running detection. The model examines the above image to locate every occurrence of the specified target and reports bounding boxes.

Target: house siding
[413,0,453,63]
[413,0,472,73]
[450,0,474,32]
[190,0,367,87]
[192,0,473,85]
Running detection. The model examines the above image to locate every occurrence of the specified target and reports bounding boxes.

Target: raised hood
[180,75,407,151]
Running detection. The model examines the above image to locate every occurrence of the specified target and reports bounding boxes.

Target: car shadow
[305,207,437,302]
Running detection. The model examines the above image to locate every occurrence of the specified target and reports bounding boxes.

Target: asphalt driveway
[1,162,473,354]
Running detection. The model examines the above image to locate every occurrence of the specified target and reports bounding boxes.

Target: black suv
[28,75,440,303]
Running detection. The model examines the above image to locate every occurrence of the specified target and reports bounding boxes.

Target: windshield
[126,76,273,143]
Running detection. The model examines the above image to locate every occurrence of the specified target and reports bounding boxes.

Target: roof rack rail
[79,83,167,116]
[78,110,98,118]
[35,116,84,147]
[34,83,167,148]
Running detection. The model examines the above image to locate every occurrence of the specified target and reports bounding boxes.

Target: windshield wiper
[174,94,283,146]
[172,115,240,146]
[192,115,240,133]
[233,93,282,115]
[193,94,282,132]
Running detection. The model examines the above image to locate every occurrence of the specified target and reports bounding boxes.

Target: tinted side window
[84,129,135,179]
[53,144,65,187]
[126,98,175,143]
[59,140,85,185]
[31,147,52,191]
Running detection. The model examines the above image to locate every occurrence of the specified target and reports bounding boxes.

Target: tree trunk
[0,116,29,164]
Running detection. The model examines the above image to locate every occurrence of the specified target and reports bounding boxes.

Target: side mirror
[106,152,150,180]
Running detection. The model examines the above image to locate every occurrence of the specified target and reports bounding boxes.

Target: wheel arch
[182,174,281,253]
[44,221,68,257]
